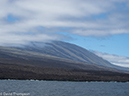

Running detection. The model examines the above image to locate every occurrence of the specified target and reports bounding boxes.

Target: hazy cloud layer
[0,0,129,45]
[93,51,129,67]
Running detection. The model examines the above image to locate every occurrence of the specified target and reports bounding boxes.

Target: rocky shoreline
[0,64,129,82]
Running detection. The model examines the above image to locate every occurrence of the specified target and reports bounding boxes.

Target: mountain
[0,41,129,82]
[17,41,129,71]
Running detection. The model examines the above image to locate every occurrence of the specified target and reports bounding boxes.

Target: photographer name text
[0,92,30,96]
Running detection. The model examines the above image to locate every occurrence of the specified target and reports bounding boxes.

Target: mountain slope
[20,41,112,66]
[0,41,129,71]
[17,41,128,71]
[0,41,129,81]
[0,45,117,71]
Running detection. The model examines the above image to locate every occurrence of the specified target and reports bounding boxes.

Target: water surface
[0,80,129,96]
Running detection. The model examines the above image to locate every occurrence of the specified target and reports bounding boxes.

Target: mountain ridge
[14,41,128,71]
[0,41,129,82]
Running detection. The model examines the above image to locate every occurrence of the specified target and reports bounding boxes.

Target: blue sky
[0,0,129,67]
[64,33,129,57]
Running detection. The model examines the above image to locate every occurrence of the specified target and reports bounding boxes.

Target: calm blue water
[0,80,129,96]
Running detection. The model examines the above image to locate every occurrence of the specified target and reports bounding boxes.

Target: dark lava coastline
[0,64,129,82]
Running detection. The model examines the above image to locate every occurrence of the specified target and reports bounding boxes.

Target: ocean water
[0,80,129,96]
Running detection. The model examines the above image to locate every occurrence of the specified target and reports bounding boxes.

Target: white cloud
[93,51,129,67]
[0,0,129,45]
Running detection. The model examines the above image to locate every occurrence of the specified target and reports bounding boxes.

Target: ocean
[0,80,129,96]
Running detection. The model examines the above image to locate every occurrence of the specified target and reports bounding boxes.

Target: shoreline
[0,78,129,83]
[0,64,129,83]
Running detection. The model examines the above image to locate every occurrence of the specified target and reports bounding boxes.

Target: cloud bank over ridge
[0,0,129,45]
[93,51,129,68]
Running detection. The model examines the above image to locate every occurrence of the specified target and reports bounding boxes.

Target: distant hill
[0,41,129,81]
[17,41,129,71]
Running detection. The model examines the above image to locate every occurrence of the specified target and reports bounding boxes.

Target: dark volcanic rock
[0,64,129,82]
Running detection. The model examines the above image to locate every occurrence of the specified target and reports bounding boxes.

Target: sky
[0,0,129,67]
